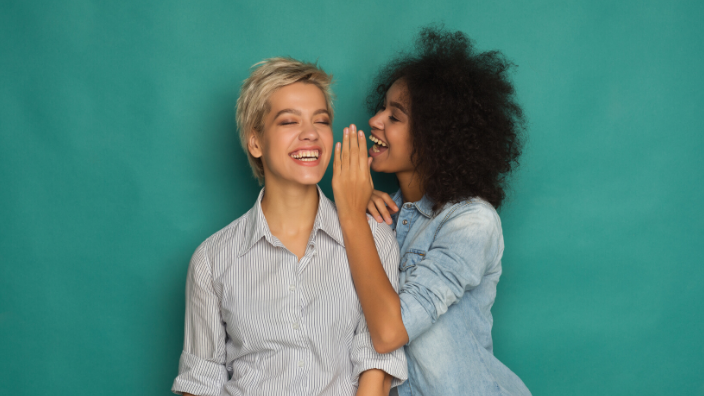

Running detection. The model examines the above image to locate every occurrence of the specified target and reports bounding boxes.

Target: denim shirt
[390,191,531,396]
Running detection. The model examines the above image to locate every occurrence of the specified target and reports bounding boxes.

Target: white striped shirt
[172,186,407,396]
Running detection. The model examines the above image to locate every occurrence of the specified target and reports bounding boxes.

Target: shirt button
[292,322,300,330]
[404,203,412,208]
[402,220,408,225]
[289,284,296,292]
[297,360,305,367]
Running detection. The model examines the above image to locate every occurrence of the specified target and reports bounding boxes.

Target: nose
[369,111,384,130]
[299,119,319,141]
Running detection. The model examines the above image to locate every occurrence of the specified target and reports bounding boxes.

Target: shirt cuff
[400,291,435,344]
[351,333,408,387]
[171,350,228,396]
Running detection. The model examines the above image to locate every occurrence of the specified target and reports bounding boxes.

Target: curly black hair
[367,26,525,210]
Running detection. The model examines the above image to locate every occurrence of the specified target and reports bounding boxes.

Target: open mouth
[369,135,388,154]
[289,149,320,162]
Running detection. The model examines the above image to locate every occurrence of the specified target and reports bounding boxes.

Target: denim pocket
[400,249,426,270]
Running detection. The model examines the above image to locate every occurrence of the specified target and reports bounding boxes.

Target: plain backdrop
[1,1,703,395]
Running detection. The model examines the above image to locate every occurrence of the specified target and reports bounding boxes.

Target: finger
[380,192,399,213]
[368,158,374,190]
[358,130,370,172]
[372,196,394,225]
[349,124,359,170]
[341,127,350,167]
[333,142,341,176]
[367,201,384,223]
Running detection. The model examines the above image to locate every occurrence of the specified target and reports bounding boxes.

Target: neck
[396,170,424,203]
[260,178,319,234]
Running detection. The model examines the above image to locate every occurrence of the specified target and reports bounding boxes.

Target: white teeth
[290,150,320,160]
[370,135,387,147]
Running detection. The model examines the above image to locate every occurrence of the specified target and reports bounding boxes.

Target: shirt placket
[291,234,317,394]
[395,203,418,247]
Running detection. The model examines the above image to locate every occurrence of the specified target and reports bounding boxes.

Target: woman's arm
[338,211,408,353]
[172,243,229,395]
[357,369,393,396]
[332,125,408,353]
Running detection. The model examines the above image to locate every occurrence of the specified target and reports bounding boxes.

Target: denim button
[402,220,408,225]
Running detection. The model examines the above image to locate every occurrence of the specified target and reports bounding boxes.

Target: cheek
[262,138,280,160]
[320,129,334,154]
[260,132,290,166]
[390,129,413,157]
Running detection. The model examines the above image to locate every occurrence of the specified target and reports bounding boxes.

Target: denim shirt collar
[391,190,435,219]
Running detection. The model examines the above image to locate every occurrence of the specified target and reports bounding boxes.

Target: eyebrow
[389,101,408,115]
[274,108,330,119]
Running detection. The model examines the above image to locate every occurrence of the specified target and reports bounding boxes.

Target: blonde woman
[171,58,406,396]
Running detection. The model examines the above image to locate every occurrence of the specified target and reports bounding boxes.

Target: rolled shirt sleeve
[351,218,408,386]
[400,202,503,343]
[172,242,229,396]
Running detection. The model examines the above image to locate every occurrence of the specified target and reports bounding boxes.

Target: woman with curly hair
[332,27,531,395]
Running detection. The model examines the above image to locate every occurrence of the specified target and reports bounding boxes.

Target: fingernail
[344,128,348,135]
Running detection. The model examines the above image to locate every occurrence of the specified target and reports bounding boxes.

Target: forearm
[356,369,393,396]
[340,213,408,353]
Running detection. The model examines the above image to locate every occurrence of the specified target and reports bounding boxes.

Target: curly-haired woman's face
[368,79,415,175]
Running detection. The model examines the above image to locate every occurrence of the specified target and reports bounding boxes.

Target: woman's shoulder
[366,213,395,239]
[437,197,500,222]
[325,189,396,244]
[433,197,502,236]
[195,206,257,257]
[426,197,504,267]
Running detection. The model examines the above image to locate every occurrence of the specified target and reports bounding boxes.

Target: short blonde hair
[235,57,334,182]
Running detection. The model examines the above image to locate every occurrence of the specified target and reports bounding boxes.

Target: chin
[370,160,387,174]
[293,173,325,186]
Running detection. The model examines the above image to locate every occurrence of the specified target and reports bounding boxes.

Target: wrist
[337,210,368,228]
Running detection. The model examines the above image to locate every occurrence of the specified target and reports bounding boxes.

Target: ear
[248,131,263,159]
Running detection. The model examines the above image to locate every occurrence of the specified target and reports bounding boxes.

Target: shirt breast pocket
[400,248,426,271]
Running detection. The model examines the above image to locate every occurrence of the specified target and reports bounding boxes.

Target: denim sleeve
[351,218,408,386]
[400,202,503,343]
[172,242,229,396]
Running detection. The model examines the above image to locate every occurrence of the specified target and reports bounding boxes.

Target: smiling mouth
[369,135,388,152]
[289,149,320,162]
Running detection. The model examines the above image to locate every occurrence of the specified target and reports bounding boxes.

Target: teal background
[1,0,702,394]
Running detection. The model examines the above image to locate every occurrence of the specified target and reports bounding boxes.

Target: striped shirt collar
[239,185,345,257]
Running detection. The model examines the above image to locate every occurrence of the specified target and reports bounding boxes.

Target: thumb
[367,157,374,189]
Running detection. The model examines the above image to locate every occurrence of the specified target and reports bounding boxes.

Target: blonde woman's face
[248,82,333,186]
